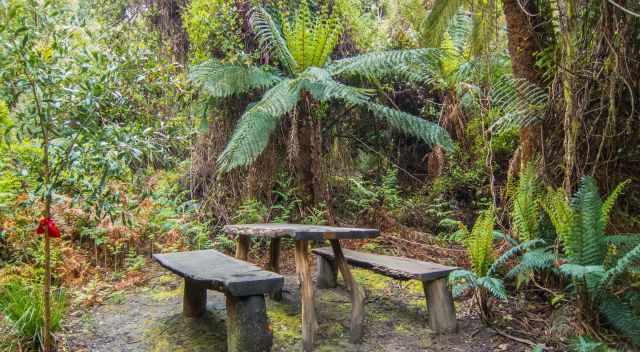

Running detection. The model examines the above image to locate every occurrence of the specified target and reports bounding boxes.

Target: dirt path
[62,263,526,352]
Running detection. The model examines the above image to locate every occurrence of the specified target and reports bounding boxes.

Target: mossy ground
[62,263,524,352]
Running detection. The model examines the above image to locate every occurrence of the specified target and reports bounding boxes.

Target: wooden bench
[312,247,458,334]
[153,249,284,352]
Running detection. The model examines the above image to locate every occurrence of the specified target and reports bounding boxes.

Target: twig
[491,327,546,349]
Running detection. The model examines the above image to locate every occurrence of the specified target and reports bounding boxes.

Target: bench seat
[153,249,283,352]
[312,247,458,334]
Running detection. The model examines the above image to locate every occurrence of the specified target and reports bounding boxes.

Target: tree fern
[420,0,466,47]
[327,48,442,80]
[217,78,302,171]
[189,61,282,98]
[489,75,548,132]
[250,6,297,74]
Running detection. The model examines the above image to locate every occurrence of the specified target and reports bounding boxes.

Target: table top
[223,223,380,241]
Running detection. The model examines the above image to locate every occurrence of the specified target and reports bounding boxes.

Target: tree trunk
[503,0,544,173]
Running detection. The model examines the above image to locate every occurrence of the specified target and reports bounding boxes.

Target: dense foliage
[1,0,639,351]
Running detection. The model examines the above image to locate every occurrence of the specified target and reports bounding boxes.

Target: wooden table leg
[330,240,366,342]
[294,240,317,351]
[235,235,250,261]
[267,238,283,301]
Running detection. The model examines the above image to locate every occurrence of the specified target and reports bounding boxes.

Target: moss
[267,300,302,347]
[144,313,226,352]
[148,285,182,301]
[351,269,393,294]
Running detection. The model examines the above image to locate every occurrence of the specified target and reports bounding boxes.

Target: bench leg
[316,255,337,289]
[330,240,366,343]
[294,240,318,352]
[267,238,283,301]
[226,294,273,352]
[183,279,207,317]
[423,278,457,334]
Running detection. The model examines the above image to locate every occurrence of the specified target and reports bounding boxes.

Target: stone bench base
[314,248,458,334]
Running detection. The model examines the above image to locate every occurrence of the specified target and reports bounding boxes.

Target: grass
[0,278,66,349]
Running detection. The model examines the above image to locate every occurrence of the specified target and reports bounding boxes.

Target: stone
[226,294,273,352]
[153,249,284,297]
[316,255,338,289]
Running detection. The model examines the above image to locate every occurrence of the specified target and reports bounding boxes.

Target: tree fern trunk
[502,0,544,174]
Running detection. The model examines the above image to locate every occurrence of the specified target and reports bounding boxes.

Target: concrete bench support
[153,250,284,352]
[226,294,272,352]
[313,247,458,334]
[183,279,207,317]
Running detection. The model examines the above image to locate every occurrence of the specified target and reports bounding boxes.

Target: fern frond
[217,78,301,172]
[468,6,499,56]
[507,249,556,278]
[598,243,640,291]
[573,177,606,265]
[606,234,640,247]
[364,102,454,153]
[510,162,543,242]
[189,61,282,98]
[250,6,297,74]
[327,48,442,80]
[601,179,630,227]
[559,264,605,281]
[464,210,495,277]
[489,75,548,132]
[449,269,477,298]
[599,296,640,346]
[420,0,466,47]
[477,276,508,300]
[488,239,546,276]
[299,67,370,105]
[544,187,575,257]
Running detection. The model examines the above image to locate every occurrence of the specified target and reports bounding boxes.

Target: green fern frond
[327,48,442,80]
[599,296,640,346]
[573,177,607,265]
[449,269,478,298]
[544,187,575,257]
[299,67,370,105]
[489,75,548,131]
[488,239,546,276]
[601,179,630,227]
[364,102,454,152]
[464,210,495,277]
[469,6,499,56]
[250,6,297,74]
[189,61,282,98]
[477,276,507,300]
[217,78,302,172]
[606,234,640,247]
[599,243,640,291]
[506,249,556,278]
[420,0,466,47]
[510,162,543,242]
[559,264,605,281]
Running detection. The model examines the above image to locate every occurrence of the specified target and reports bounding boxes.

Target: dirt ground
[61,259,534,352]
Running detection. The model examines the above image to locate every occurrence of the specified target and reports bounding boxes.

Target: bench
[153,249,284,352]
[312,247,458,334]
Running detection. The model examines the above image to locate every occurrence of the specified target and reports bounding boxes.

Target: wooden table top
[223,223,380,241]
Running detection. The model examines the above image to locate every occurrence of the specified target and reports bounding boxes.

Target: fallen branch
[491,327,546,350]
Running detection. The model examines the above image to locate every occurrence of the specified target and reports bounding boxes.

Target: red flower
[36,217,61,238]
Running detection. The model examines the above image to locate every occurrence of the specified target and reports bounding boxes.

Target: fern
[477,276,507,300]
[449,269,477,298]
[250,6,297,74]
[217,78,302,171]
[465,210,495,277]
[420,0,466,47]
[189,61,282,98]
[510,162,543,242]
[598,297,640,346]
[489,75,548,131]
[488,238,546,276]
[598,243,640,290]
[507,249,556,278]
[364,102,454,153]
[572,177,606,265]
[327,48,442,80]
[601,180,630,226]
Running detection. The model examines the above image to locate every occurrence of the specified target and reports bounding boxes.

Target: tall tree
[502,0,545,172]
[190,1,453,209]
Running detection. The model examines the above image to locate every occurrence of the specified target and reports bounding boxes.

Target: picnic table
[223,223,379,351]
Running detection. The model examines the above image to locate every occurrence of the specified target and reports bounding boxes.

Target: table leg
[330,239,366,342]
[294,240,317,352]
[267,238,283,301]
[235,235,250,261]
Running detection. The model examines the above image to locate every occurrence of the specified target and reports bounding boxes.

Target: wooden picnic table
[223,223,380,351]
